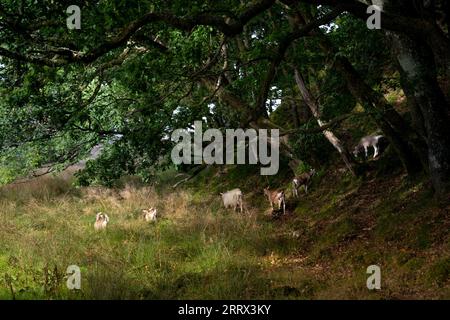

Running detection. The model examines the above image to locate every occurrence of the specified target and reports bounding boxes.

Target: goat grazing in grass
[94,212,109,231]
[263,187,285,215]
[142,207,158,222]
[353,135,386,159]
[220,188,244,213]
[292,168,316,198]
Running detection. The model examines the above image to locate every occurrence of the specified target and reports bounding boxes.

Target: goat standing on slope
[353,135,386,159]
[263,187,286,215]
[292,168,316,198]
[94,212,109,231]
[221,188,244,213]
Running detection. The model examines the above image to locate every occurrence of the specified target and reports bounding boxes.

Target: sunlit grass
[0,169,448,299]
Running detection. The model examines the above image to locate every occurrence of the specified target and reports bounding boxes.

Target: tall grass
[0,169,448,299]
[0,174,290,299]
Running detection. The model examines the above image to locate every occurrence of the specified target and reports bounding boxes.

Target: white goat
[220,188,244,213]
[94,212,109,231]
[353,135,385,159]
[142,207,158,222]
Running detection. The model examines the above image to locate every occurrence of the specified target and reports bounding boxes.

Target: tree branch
[255,6,344,115]
[0,0,276,66]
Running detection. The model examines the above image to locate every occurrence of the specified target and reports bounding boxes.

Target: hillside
[0,163,448,299]
[1,0,450,304]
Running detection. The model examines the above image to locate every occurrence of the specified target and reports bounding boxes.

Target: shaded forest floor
[0,163,449,299]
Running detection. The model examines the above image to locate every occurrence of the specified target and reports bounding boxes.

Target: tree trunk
[305,0,450,79]
[391,33,450,198]
[381,0,450,80]
[293,68,357,176]
[309,30,427,175]
[290,101,301,128]
[332,55,427,175]
[287,5,428,175]
[398,66,427,140]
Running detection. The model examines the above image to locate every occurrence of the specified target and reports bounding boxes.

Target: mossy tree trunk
[391,33,450,198]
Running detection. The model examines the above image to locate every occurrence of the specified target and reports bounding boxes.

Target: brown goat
[263,187,285,215]
[292,168,316,198]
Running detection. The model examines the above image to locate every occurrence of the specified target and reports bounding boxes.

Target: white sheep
[94,212,109,231]
[220,188,244,213]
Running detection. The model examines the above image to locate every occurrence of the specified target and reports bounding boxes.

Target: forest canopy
[0,0,449,197]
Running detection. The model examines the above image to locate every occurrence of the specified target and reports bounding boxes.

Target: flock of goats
[221,167,316,217]
[93,134,385,229]
[93,208,157,231]
[219,134,385,216]
[93,169,315,231]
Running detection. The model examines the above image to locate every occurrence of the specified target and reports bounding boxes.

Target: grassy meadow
[0,166,449,299]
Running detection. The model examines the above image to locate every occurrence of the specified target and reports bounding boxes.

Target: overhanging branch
[255,6,344,115]
[0,0,276,67]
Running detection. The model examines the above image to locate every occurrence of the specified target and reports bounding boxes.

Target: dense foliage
[1,0,449,197]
